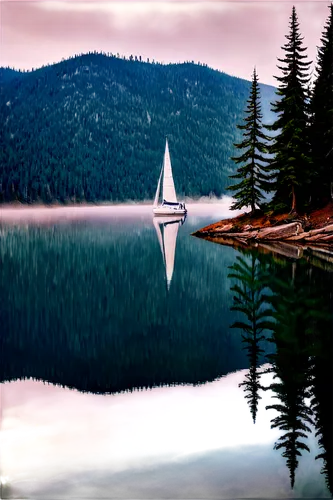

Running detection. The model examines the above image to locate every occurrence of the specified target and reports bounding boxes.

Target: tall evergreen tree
[227,68,270,212]
[310,4,333,205]
[267,6,312,213]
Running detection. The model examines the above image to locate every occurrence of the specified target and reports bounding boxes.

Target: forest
[0,54,275,203]
[229,5,333,214]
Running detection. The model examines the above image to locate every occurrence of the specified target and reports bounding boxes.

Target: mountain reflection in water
[0,206,253,393]
[0,205,331,499]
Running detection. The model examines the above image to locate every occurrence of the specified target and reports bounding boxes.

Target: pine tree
[267,6,312,213]
[310,4,333,205]
[227,68,270,212]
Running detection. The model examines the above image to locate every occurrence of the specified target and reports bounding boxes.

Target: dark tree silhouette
[264,266,315,488]
[227,68,270,212]
[266,6,312,213]
[308,267,333,496]
[228,253,272,423]
[310,4,333,205]
[311,337,333,496]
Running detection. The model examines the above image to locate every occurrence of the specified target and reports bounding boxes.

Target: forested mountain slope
[0,68,24,84]
[0,53,276,203]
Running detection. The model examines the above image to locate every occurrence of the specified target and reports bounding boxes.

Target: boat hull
[153,207,187,216]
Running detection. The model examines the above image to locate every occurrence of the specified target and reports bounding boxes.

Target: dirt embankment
[193,203,333,249]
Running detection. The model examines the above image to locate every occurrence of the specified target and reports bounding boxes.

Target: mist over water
[0,203,331,499]
[0,197,241,224]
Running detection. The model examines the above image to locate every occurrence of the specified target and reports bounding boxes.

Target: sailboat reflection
[153,215,186,290]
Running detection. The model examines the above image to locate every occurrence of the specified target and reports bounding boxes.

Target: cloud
[1,2,331,84]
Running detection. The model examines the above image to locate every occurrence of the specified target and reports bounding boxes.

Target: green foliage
[266,6,312,213]
[310,4,333,205]
[228,68,270,212]
[228,5,332,215]
[0,53,276,203]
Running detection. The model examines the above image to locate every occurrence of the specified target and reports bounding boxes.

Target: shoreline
[193,203,333,255]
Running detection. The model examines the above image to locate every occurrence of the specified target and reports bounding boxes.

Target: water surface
[0,204,331,499]
[0,203,251,391]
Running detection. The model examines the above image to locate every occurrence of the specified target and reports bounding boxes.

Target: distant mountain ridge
[0,53,276,203]
[0,67,25,84]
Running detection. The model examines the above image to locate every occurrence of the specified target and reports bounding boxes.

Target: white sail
[153,164,163,208]
[162,139,177,203]
[153,215,183,290]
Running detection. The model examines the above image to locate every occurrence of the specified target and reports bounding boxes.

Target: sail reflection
[153,215,186,290]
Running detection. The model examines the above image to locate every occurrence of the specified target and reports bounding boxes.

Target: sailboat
[153,215,186,290]
[153,138,187,216]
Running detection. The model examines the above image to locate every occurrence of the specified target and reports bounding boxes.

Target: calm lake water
[0,204,332,499]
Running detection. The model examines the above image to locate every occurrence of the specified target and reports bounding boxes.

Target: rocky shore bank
[193,203,333,264]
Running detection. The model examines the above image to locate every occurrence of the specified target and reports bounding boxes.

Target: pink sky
[0,1,331,85]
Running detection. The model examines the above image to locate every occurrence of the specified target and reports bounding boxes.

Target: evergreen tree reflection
[264,266,315,488]
[230,249,332,495]
[308,266,333,496]
[228,253,271,423]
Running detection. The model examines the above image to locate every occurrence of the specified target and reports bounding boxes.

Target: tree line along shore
[197,5,333,248]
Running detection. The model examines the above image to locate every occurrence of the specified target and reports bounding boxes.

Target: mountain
[0,53,276,203]
[0,67,24,84]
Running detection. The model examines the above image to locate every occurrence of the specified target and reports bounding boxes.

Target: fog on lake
[0,203,331,499]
